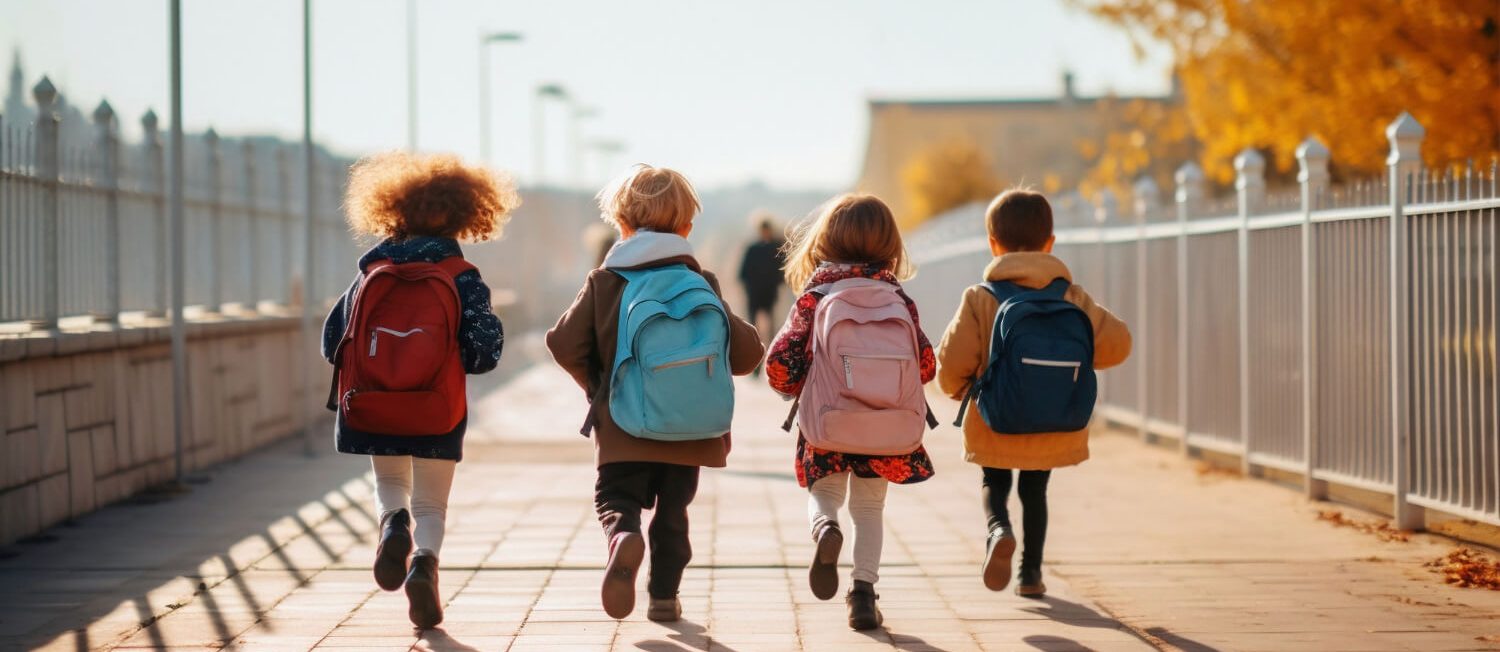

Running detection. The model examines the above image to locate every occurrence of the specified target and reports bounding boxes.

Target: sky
[0,0,1172,190]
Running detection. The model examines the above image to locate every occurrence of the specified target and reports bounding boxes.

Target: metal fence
[905,112,1500,529]
[1,76,358,330]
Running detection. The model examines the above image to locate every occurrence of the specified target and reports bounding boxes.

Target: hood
[358,236,463,270]
[983,252,1073,288]
[601,231,695,269]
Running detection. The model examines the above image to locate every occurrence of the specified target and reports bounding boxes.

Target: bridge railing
[1,76,359,331]
[904,113,1500,530]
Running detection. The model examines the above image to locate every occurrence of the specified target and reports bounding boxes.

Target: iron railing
[905,113,1500,529]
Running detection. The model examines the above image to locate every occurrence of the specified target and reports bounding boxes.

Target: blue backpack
[608,265,734,441]
[954,278,1097,433]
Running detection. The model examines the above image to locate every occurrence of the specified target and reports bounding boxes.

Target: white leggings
[808,471,889,585]
[371,456,457,556]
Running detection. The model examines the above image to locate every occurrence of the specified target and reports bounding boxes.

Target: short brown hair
[782,194,913,289]
[344,152,518,242]
[597,164,700,233]
[986,189,1053,251]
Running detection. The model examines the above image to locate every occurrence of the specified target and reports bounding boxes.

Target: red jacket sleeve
[765,291,820,396]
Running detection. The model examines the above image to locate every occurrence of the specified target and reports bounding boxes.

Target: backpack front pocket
[838,352,911,409]
[640,345,733,437]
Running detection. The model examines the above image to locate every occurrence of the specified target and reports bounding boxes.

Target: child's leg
[807,472,850,532]
[409,458,457,555]
[371,455,414,518]
[846,475,889,586]
[980,467,1014,534]
[1016,470,1052,570]
[595,463,651,540]
[644,464,700,600]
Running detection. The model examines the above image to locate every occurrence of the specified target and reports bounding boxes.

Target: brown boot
[809,522,843,601]
[646,596,682,622]
[982,528,1016,592]
[602,531,644,619]
[373,509,413,591]
[846,580,883,631]
[1015,565,1047,599]
[404,551,443,628]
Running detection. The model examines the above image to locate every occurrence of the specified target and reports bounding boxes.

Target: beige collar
[982,252,1073,288]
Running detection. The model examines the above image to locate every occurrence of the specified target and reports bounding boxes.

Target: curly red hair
[344,152,519,242]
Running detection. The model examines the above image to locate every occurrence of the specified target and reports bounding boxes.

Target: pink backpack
[781,278,936,455]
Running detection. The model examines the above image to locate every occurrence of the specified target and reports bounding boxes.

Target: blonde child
[765,194,937,630]
[937,189,1131,597]
[547,165,764,621]
[322,152,517,628]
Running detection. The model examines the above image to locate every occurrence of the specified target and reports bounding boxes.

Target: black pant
[981,467,1051,571]
[594,462,700,599]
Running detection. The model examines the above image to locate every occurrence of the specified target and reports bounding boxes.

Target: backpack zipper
[840,353,911,389]
[1020,357,1081,382]
[368,326,426,357]
[652,354,716,378]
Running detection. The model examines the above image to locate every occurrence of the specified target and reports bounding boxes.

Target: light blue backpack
[609,265,734,441]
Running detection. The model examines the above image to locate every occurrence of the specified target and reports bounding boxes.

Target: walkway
[2,341,1497,651]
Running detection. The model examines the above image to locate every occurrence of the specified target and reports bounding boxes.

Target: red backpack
[329,257,474,436]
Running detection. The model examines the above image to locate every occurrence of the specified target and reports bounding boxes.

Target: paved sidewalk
[2,354,1498,651]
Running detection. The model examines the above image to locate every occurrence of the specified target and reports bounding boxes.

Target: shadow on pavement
[419,627,486,651]
[1022,634,1097,651]
[1143,626,1222,652]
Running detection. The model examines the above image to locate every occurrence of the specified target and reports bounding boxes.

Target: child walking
[547,165,764,622]
[936,189,1131,597]
[322,152,516,628]
[766,194,937,631]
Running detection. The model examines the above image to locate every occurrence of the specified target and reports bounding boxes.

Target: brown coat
[546,255,765,468]
[936,252,1132,470]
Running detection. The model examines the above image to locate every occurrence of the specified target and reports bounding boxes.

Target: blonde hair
[596,164,700,234]
[344,151,518,242]
[782,193,914,289]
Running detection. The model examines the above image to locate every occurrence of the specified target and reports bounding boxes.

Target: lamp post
[533,83,568,186]
[477,31,523,165]
[569,104,598,189]
[168,0,187,483]
[301,0,317,456]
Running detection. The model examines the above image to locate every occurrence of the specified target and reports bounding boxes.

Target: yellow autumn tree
[1070,0,1500,183]
[900,141,1003,230]
[1077,96,1198,201]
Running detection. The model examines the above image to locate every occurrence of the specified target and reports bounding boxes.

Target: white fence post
[142,109,167,318]
[277,145,294,306]
[93,100,122,324]
[1235,149,1265,473]
[1297,136,1330,499]
[33,77,61,331]
[1133,176,1158,440]
[205,127,224,313]
[243,140,260,313]
[1175,162,1204,455]
[1387,112,1425,530]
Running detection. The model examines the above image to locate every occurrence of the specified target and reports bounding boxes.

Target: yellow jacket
[936,252,1132,470]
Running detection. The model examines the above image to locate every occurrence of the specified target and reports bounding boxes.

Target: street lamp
[569,104,598,189]
[533,83,568,186]
[477,31,523,165]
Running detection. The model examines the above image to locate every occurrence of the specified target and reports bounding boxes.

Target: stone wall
[0,317,320,545]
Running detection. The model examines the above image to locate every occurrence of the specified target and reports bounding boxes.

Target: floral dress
[766,262,937,488]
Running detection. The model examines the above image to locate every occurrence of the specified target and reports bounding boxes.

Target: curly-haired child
[321,152,518,629]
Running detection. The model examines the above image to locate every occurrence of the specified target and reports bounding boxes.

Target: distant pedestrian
[738,215,786,348]
[936,189,1132,599]
[547,165,765,622]
[765,194,937,631]
[322,152,518,629]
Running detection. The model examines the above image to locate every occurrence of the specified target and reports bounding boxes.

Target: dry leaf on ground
[1315,509,1412,543]
[1426,548,1500,590]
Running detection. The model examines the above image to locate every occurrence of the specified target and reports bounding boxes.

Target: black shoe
[1015,566,1046,599]
[846,580,883,631]
[374,509,413,591]
[982,528,1016,591]
[809,522,843,601]
[405,551,443,628]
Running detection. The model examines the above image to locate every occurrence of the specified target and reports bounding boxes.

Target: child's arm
[545,273,602,396]
[455,271,504,374]
[936,286,987,400]
[320,274,360,364]
[764,291,816,397]
[1064,285,1133,369]
[896,289,937,384]
[704,272,765,376]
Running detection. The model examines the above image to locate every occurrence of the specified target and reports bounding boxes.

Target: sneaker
[602,531,645,619]
[404,551,443,628]
[646,596,682,622]
[809,522,843,601]
[1015,566,1047,599]
[374,509,413,591]
[982,528,1016,592]
[845,580,884,631]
